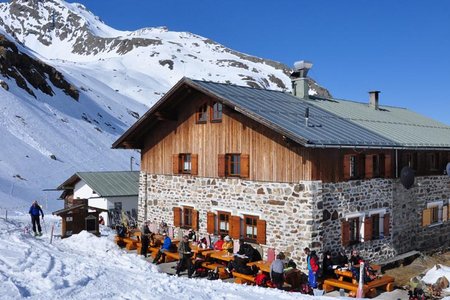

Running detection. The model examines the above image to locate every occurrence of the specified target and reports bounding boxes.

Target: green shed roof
[58,171,139,197]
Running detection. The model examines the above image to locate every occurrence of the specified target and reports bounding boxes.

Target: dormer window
[211,101,223,122]
[196,103,208,123]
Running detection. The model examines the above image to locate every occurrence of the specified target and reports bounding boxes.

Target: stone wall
[138,171,450,269]
[138,171,322,271]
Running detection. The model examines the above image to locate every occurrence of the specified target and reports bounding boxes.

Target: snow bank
[0,216,339,300]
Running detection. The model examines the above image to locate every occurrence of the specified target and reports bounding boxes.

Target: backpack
[255,273,269,287]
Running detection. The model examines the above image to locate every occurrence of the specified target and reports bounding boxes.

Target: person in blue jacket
[152,232,172,264]
[29,200,44,236]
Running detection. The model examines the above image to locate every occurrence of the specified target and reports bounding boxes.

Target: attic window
[211,101,223,122]
[196,103,208,123]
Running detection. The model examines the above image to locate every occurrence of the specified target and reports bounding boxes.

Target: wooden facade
[140,90,449,183]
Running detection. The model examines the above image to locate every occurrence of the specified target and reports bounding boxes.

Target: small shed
[53,203,107,238]
[56,171,139,227]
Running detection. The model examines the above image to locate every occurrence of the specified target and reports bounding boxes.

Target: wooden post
[50,223,55,244]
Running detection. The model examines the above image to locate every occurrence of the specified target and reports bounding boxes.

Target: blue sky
[73,0,450,124]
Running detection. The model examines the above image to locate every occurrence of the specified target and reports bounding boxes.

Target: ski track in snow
[1,216,342,300]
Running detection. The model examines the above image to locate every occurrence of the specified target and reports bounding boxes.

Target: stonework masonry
[138,172,450,272]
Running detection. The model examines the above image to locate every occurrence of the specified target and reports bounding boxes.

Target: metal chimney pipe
[369,91,380,110]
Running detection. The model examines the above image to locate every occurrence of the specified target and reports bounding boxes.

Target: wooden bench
[164,251,180,262]
[232,272,256,285]
[201,262,229,279]
[323,275,395,298]
[123,237,139,250]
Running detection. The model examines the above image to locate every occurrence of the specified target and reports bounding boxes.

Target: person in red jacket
[304,247,319,288]
[214,235,224,250]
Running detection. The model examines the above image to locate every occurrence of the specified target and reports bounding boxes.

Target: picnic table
[247,260,271,273]
[335,264,381,282]
[209,250,235,262]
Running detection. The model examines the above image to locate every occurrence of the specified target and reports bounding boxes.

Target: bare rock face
[0,79,8,90]
[0,34,79,99]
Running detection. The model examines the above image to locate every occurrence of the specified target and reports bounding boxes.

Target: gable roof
[57,171,139,197]
[113,77,450,150]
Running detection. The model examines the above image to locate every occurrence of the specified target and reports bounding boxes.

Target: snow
[0,215,340,300]
[0,0,294,212]
[422,265,450,293]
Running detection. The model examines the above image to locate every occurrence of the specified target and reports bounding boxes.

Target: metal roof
[309,97,450,148]
[190,80,396,147]
[58,171,139,197]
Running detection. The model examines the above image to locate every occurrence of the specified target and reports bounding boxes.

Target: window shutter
[343,154,351,180]
[383,213,390,237]
[173,207,181,227]
[229,216,241,239]
[443,205,448,222]
[365,154,374,179]
[358,155,366,179]
[256,219,266,245]
[191,154,198,175]
[241,154,250,178]
[172,154,179,174]
[341,220,350,247]
[218,154,225,177]
[192,209,199,231]
[422,209,431,227]
[384,154,392,178]
[364,217,373,241]
[207,212,216,234]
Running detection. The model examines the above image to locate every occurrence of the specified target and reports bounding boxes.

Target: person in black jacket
[140,221,151,257]
[29,201,44,236]
[237,238,262,262]
[176,235,193,278]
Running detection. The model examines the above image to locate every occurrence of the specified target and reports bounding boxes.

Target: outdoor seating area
[114,224,397,297]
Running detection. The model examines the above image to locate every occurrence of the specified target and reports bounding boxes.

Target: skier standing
[29,200,44,236]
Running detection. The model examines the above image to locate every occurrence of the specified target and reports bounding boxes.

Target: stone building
[113,62,450,271]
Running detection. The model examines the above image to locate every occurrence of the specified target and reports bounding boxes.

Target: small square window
[349,217,360,245]
[179,153,191,174]
[244,215,258,241]
[218,211,230,235]
[183,206,193,228]
[211,101,223,122]
[196,103,208,123]
[226,154,241,177]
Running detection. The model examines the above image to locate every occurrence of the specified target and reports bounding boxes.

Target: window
[183,206,193,228]
[344,154,364,180]
[179,153,191,174]
[405,153,418,169]
[173,154,198,175]
[244,215,258,241]
[349,217,360,245]
[350,156,358,178]
[173,206,198,230]
[422,201,444,227]
[196,103,208,123]
[372,155,381,177]
[427,153,439,171]
[226,154,241,177]
[211,101,223,122]
[218,211,231,235]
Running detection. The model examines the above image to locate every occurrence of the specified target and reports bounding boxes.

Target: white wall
[74,181,96,199]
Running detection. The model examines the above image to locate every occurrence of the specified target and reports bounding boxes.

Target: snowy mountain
[0,0,330,213]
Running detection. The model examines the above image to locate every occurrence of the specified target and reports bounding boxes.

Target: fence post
[50,223,55,244]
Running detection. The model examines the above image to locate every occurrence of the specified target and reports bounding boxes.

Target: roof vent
[290,60,313,100]
[369,91,380,110]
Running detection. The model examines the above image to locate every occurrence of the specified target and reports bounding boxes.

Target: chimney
[369,91,380,110]
[290,60,313,99]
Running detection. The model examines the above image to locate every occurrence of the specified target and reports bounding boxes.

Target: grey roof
[308,97,450,148]
[58,171,139,197]
[191,80,396,147]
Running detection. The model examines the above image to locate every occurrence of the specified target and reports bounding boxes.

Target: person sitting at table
[237,238,262,262]
[334,250,349,268]
[214,235,225,250]
[349,249,363,266]
[270,252,286,289]
[152,232,171,264]
[187,228,196,241]
[198,237,208,249]
[222,235,233,253]
[321,251,335,279]
[226,255,258,276]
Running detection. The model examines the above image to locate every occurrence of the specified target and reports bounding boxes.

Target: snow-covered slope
[0,0,330,212]
[0,216,388,299]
